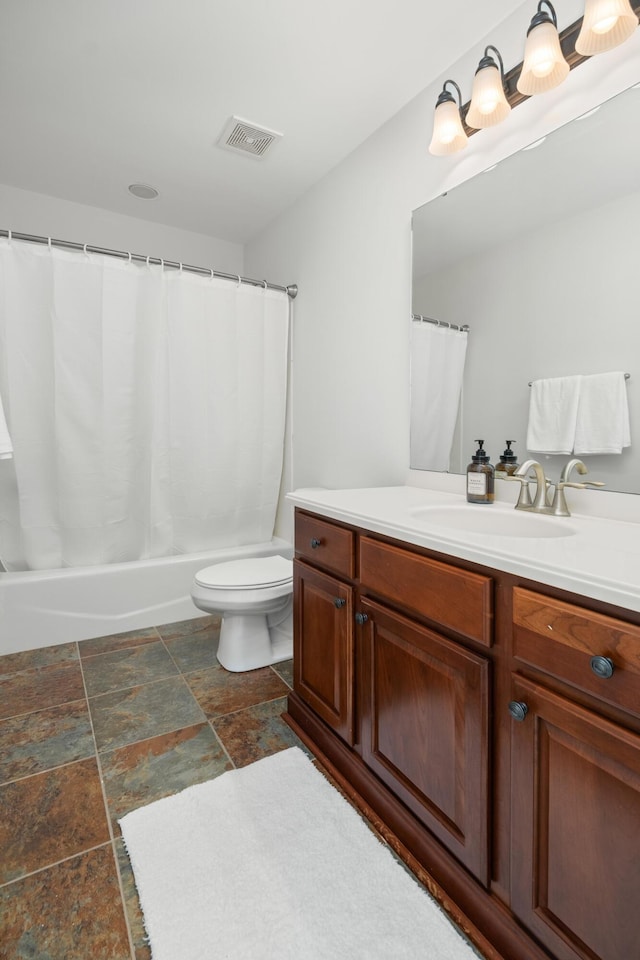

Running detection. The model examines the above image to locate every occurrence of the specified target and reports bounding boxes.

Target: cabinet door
[359,598,490,884]
[510,676,640,960]
[293,560,354,744]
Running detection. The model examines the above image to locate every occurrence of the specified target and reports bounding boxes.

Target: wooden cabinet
[293,512,356,745]
[510,589,640,960]
[287,507,640,960]
[510,677,640,960]
[359,597,490,884]
[293,561,354,744]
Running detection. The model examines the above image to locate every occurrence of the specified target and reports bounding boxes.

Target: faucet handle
[503,473,533,508]
[551,479,606,516]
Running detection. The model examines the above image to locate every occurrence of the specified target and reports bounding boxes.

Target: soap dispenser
[495,440,519,478]
[466,440,495,504]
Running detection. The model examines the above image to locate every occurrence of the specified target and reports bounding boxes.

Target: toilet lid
[195,555,293,589]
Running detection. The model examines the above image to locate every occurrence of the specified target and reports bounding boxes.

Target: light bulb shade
[466,64,511,128]
[575,0,638,55]
[429,98,468,155]
[518,20,570,94]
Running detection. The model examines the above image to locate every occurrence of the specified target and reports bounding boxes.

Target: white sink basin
[409,505,576,539]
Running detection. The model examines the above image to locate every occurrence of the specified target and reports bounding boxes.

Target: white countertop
[287,485,640,614]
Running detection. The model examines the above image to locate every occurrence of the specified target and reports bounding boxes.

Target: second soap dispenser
[466,440,495,504]
[495,440,519,478]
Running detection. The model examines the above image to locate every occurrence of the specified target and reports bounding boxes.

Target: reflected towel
[0,393,12,459]
[526,375,582,454]
[574,372,630,455]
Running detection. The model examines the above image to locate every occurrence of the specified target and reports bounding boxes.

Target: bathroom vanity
[285,486,640,960]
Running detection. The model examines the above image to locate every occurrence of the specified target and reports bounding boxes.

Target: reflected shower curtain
[0,239,289,570]
[410,321,468,472]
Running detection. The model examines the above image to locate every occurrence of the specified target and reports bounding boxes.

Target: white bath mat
[119,746,479,960]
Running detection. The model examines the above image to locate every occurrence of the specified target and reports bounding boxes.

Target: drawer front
[513,587,640,718]
[295,511,355,579]
[359,537,493,647]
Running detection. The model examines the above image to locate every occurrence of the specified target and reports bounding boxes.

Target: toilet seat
[194,555,293,590]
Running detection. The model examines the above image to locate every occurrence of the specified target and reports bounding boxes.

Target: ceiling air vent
[217,117,283,160]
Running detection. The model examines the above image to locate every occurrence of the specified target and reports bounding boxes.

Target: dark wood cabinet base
[285,693,552,960]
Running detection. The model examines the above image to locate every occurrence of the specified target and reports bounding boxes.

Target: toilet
[191,554,293,672]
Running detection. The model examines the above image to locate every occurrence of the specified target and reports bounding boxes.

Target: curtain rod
[0,229,298,300]
[412,313,469,332]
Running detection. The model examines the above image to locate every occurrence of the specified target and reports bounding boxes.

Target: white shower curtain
[410,321,468,472]
[0,239,289,571]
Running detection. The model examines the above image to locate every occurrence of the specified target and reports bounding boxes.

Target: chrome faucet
[549,458,605,516]
[511,459,551,512]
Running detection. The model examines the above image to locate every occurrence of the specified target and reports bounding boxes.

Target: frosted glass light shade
[518,20,570,94]
[429,99,468,155]
[466,65,511,129]
[575,0,638,55]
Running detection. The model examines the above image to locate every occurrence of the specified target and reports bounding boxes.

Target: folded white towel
[574,372,630,455]
[526,375,582,454]
[0,392,13,460]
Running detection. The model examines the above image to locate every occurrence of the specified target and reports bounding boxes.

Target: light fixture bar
[459,0,640,135]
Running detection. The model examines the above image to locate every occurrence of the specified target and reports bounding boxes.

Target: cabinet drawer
[360,537,493,647]
[513,587,640,718]
[295,511,355,579]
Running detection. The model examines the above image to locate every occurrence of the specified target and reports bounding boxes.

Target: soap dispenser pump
[466,440,495,504]
[495,440,519,478]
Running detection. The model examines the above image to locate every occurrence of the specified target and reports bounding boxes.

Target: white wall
[245,3,640,540]
[0,183,243,273]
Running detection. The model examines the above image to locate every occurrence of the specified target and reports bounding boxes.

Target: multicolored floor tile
[0,699,94,785]
[0,845,132,960]
[185,663,289,718]
[212,696,306,767]
[78,627,160,659]
[0,661,86,722]
[162,628,221,674]
[0,642,78,680]
[0,758,110,884]
[101,722,232,831]
[82,641,179,697]
[89,676,206,753]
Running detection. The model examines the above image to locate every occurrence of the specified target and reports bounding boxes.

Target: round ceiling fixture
[128,183,159,200]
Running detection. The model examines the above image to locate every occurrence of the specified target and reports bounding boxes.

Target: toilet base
[217,612,293,672]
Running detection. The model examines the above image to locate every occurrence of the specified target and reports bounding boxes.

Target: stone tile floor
[0,616,302,959]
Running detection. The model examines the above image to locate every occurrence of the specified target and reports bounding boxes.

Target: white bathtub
[0,538,292,655]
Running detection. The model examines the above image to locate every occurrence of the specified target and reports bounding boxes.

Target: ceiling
[0,0,522,244]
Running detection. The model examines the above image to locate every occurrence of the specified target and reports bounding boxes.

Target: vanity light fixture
[466,46,511,129]
[575,0,639,54]
[518,1,570,95]
[428,80,469,156]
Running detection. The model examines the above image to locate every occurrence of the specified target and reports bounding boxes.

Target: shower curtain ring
[179,262,183,273]
[127,251,132,263]
[146,255,151,267]
[7,230,11,243]
[262,280,267,289]
[237,275,242,288]
[48,237,52,251]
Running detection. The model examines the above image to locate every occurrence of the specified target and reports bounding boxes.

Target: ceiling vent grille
[217,117,282,160]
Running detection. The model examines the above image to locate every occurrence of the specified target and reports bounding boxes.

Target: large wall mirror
[411,82,639,495]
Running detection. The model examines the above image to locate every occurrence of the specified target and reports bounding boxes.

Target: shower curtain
[0,238,289,571]
[410,321,468,472]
